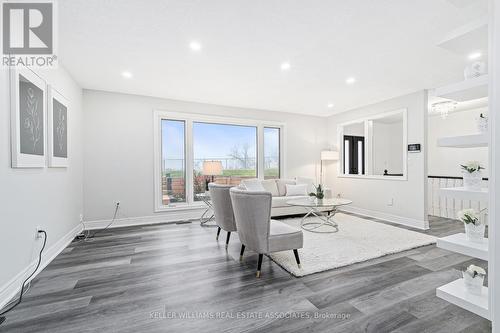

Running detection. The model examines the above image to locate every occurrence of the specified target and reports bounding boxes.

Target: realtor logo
[1,0,57,67]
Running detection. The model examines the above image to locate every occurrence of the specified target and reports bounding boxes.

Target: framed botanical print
[10,67,47,168]
[47,86,69,167]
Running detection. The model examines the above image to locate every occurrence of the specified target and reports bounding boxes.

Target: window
[264,127,280,179]
[154,112,284,210]
[161,120,186,205]
[193,122,257,201]
[343,135,365,175]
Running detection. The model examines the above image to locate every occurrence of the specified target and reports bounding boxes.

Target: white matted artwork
[47,86,68,167]
[10,67,47,168]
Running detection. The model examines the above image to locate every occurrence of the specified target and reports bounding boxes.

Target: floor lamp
[320,150,339,184]
[202,160,223,191]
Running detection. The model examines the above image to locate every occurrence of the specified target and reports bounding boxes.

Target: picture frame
[47,86,69,167]
[10,66,47,168]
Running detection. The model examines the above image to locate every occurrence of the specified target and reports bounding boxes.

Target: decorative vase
[464,61,487,80]
[477,115,488,133]
[464,222,485,242]
[462,170,482,191]
[462,272,485,295]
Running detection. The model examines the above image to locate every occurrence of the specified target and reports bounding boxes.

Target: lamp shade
[202,160,223,176]
[321,150,339,161]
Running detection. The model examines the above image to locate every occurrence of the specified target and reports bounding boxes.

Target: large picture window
[193,122,257,201]
[264,127,280,179]
[154,112,283,210]
[161,119,186,205]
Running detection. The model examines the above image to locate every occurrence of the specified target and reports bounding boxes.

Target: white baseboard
[340,206,429,230]
[83,208,205,230]
[0,223,83,310]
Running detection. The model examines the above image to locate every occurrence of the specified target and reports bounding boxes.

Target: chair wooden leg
[225,232,231,249]
[216,227,221,241]
[293,249,301,269]
[256,254,263,278]
[240,244,245,261]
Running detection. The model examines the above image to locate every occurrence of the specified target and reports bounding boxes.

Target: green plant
[460,161,484,173]
[309,184,325,200]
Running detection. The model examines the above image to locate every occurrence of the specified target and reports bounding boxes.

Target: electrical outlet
[387,198,394,206]
[79,214,84,222]
[35,226,43,239]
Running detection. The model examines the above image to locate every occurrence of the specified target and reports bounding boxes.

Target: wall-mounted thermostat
[408,144,421,152]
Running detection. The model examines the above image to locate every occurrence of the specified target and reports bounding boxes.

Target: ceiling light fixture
[121,71,133,79]
[327,103,334,108]
[345,77,356,85]
[431,101,457,119]
[189,41,202,51]
[468,52,482,60]
[280,62,291,71]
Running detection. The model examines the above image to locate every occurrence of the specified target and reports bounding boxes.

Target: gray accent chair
[229,188,303,278]
[209,183,237,248]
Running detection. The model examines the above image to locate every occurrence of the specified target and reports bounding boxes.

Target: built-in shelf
[437,17,488,56]
[433,75,488,102]
[436,279,490,320]
[437,233,488,261]
[437,133,488,148]
[439,187,488,201]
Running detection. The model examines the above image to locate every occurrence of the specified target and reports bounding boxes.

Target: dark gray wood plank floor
[0,214,491,333]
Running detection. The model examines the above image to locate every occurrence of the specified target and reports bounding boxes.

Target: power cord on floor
[75,203,120,243]
[0,230,47,326]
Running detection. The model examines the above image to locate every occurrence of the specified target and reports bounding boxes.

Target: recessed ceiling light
[189,41,202,51]
[468,52,482,60]
[121,71,133,79]
[345,77,356,85]
[281,62,291,71]
[327,103,334,108]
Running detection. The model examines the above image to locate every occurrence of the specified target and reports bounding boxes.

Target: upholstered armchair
[208,183,237,248]
[229,188,303,277]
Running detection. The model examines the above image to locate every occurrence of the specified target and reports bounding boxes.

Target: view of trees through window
[160,118,281,206]
[193,122,257,201]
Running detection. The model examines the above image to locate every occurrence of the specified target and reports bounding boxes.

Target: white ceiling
[58,0,488,116]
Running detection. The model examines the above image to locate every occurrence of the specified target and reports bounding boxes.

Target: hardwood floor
[0,214,491,332]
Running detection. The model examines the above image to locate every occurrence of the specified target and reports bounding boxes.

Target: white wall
[428,107,489,177]
[82,90,327,223]
[0,66,83,304]
[325,91,428,229]
[372,121,404,175]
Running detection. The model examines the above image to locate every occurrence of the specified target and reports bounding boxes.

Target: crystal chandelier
[431,101,457,119]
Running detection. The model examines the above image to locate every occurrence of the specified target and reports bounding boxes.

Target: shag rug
[269,213,436,277]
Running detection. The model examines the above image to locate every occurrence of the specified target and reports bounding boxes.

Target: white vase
[464,61,487,80]
[477,116,488,133]
[463,272,485,295]
[462,170,482,191]
[464,222,485,242]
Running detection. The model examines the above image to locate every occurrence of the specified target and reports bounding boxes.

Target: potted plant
[460,161,484,191]
[477,113,488,133]
[309,184,325,203]
[457,209,485,242]
[463,264,486,295]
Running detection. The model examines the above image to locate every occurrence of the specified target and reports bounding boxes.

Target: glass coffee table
[286,198,352,233]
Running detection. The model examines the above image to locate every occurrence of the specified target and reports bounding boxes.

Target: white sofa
[240,177,332,217]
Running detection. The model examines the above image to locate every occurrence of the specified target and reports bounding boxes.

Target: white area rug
[269,213,436,277]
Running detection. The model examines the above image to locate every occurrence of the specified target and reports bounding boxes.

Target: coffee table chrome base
[300,208,338,233]
[200,207,215,225]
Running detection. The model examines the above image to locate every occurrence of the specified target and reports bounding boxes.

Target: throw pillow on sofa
[276,179,296,196]
[241,179,266,191]
[285,184,308,196]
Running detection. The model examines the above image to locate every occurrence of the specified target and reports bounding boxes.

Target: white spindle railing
[428,176,488,219]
